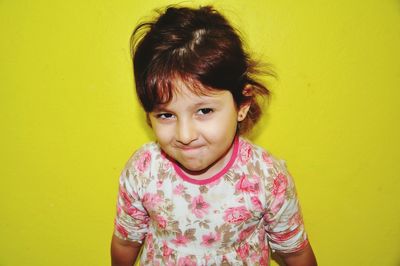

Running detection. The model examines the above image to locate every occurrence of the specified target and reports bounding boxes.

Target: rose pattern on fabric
[262,151,273,165]
[190,195,210,218]
[142,192,163,210]
[272,173,288,197]
[156,215,167,229]
[113,138,308,265]
[171,234,190,246]
[269,173,289,214]
[162,241,173,258]
[223,206,252,224]
[135,150,151,173]
[236,242,250,259]
[239,141,252,164]
[177,256,197,266]
[201,232,221,247]
[173,184,186,195]
[235,174,260,193]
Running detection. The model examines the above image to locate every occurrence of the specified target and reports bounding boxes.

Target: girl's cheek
[153,125,174,141]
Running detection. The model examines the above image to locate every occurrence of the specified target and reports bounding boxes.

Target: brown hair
[130,5,272,134]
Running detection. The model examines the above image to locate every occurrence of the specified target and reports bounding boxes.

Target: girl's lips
[175,145,204,152]
[179,146,202,151]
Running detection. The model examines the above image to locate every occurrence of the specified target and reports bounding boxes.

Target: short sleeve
[263,158,308,253]
[113,149,151,244]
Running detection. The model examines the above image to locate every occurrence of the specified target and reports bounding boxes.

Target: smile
[176,145,204,152]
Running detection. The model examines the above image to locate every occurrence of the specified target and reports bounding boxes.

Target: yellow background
[1,0,399,265]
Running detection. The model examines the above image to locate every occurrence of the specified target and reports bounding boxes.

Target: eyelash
[156,113,174,119]
[155,108,214,120]
[197,108,214,115]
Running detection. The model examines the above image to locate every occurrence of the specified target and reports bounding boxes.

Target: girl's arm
[276,243,317,266]
[111,234,142,266]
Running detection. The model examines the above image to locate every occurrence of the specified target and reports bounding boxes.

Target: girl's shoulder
[238,137,289,175]
[238,137,296,197]
[118,141,167,190]
[123,141,163,173]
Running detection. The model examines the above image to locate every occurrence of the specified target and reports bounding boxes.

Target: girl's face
[149,84,249,178]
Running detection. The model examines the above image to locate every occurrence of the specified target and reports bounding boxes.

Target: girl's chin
[178,158,227,178]
[180,164,209,174]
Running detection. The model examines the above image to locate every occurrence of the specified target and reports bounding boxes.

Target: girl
[111,5,317,266]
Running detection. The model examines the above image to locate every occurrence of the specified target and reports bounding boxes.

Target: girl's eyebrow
[184,100,221,111]
[194,94,226,104]
[153,98,221,112]
[192,100,219,108]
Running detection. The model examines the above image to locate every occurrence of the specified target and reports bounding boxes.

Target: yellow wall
[1,0,399,265]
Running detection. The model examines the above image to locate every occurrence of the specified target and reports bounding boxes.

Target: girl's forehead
[153,87,232,111]
[169,77,216,95]
[151,75,235,112]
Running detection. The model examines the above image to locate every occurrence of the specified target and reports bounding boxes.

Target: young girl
[111,5,317,266]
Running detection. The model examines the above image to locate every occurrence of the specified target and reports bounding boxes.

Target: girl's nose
[176,119,198,145]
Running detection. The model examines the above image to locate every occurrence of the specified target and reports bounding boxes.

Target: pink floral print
[201,232,221,247]
[135,150,151,172]
[236,242,250,259]
[239,225,256,241]
[113,137,308,265]
[171,234,189,246]
[162,241,173,257]
[235,174,259,193]
[262,151,273,165]
[191,195,210,218]
[173,184,186,195]
[178,256,197,266]
[272,173,288,197]
[115,223,128,238]
[223,206,252,224]
[156,215,167,229]
[251,196,263,211]
[142,192,162,209]
[239,141,252,164]
[270,172,289,214]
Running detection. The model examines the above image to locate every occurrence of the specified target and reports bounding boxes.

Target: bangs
[146,71,220,110]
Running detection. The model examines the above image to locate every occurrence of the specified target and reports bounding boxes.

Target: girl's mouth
[178,146,203,151]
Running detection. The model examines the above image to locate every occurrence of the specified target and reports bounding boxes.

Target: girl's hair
[130,5,272,134]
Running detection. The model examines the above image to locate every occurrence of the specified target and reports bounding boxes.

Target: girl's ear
[237,84,253,122]
[237,103,251,122]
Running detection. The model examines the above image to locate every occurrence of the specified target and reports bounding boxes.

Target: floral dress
[114,137,308,265]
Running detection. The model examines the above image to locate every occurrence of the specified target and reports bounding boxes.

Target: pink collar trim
[172,137,239,185]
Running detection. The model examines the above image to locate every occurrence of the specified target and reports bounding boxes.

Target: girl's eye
[197,108,213,115]
[156,113,174,119]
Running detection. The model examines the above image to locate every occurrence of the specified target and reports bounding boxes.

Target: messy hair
[130,5,272,134]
